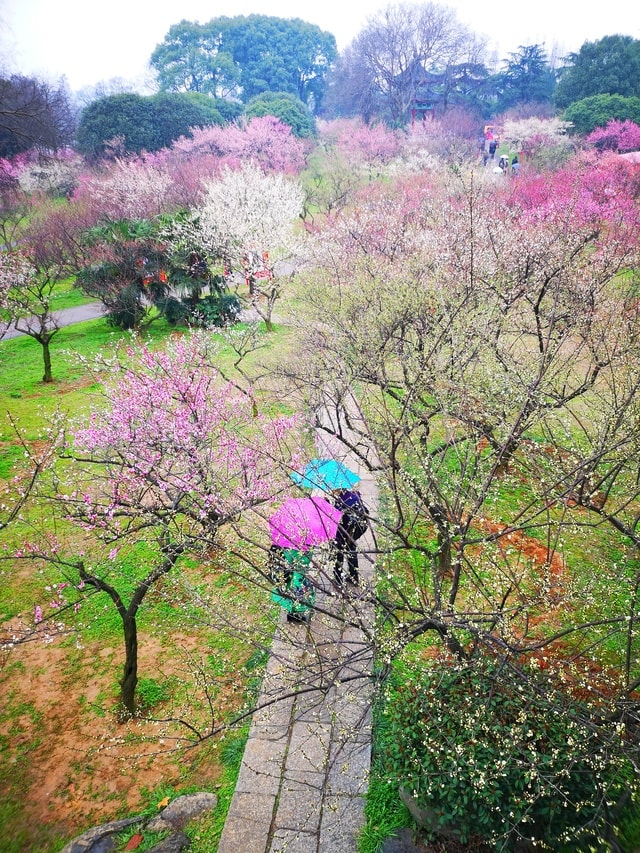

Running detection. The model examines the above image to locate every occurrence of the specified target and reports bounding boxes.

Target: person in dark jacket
[332,488,368,586]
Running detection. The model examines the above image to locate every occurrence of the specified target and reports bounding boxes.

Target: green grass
[185,729,250,852]
[49,277,96,311]
[359,775,411,853]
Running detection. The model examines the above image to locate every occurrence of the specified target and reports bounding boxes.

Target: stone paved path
[218,398,378,853]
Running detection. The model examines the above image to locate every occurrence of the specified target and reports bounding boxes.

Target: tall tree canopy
[490,44,556,112]
[76,91,231,158]
[327,2,485,125]
[150,16,337,114]
[555,35,640,110]
[0,75,75,157]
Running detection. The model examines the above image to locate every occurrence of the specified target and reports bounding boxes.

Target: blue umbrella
[291,458,360,492]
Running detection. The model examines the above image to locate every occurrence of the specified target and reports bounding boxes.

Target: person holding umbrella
[288,459,368,587]
[269,546,315,623]
[332,487,369,587]
[268,496,342,621]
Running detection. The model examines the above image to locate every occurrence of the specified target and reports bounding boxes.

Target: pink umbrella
[268,496,342,549]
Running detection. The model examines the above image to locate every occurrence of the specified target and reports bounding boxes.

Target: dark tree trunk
[41,338,53,383]
[120,613,138,716]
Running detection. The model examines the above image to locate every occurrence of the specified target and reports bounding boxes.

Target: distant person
[511,155,520,174]
[488,139,498,160]
[498,154,509,172]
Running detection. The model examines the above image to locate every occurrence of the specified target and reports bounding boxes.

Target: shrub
[161,296,190,326]
[193,294,241,327]
[563,94,640,136]
[379,658,638,850]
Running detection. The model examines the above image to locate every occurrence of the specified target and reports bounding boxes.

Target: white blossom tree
[167,162,304,331]
[277,158,640,847]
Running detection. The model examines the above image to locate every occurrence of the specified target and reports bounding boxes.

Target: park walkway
[1,301,105,339]
[218,398,378,853]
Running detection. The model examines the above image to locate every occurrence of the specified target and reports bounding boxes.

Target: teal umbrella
[291,458,360,492]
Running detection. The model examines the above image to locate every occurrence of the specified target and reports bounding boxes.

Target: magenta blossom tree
[587,119,640,153]
[25,333,301,715]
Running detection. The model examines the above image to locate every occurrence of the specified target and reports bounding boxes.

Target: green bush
[193,294,242,327]
[378,658,638,850]
[563,94,640,135]
[162,296,191,327]
[106,286,147,330]
[245,92,316,138]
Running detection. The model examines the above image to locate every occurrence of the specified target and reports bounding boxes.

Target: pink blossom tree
[0,192,101,380]
[302,119,404,226]
[24,333,301,715]
[72,156,176,221]
[317,119,402,175]
[0,243,63,381]
[167,115,308,177]
[587,119,640,153]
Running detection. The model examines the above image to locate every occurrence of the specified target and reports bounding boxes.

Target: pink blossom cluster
[33,580,85,625]
[587,120,640,154]
[168,116,307,176]
[318,119,402,169]
[73,157,174,221]
[71,335,301,528]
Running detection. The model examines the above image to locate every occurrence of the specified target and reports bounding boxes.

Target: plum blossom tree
[0,241,62,382]
[15,147,83,198]
[166,162,304,331]
[169,116,308,175]
[73,156,176,222]
[500,114,574,169]
[301,119,404,226]
[318,119,402,176]
[0,186,117,376]
[587,118,640,153]
[25,333,301,716]
[0,251,21,341]
[283,159,640,845]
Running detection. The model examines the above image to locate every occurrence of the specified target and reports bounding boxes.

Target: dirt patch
[1,626,226,848]
[476,517,566,595]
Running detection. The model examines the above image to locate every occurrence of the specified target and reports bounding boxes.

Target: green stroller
[269,546,316,623]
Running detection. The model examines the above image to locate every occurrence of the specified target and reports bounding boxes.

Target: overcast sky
[1,0,639,92]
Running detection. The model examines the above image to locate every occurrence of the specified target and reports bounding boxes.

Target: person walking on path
[332,487,369,587]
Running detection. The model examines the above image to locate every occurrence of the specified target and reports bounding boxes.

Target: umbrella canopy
[291,458,360,492]
[269,496,342,549]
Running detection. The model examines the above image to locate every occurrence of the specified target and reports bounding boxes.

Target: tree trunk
[120,613,138,716]
[437,530,452,577]
[41,338,53,383]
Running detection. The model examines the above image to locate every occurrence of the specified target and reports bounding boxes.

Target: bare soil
[1,621,226,850]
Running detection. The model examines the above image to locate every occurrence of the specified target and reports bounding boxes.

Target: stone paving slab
[217,792,278,853]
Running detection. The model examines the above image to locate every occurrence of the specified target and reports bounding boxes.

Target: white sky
[1,0,639,92]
